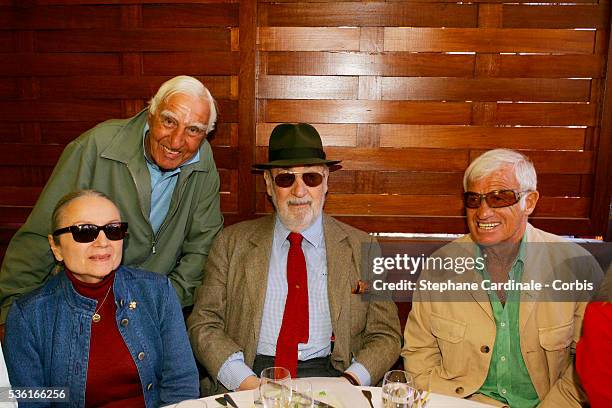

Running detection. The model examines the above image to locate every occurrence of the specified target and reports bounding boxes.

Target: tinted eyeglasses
[273,171,325,188]
[53,222,128,243]
[464,190,531,209]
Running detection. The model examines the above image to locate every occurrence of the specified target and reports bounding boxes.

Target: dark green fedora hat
[253,123,341,170]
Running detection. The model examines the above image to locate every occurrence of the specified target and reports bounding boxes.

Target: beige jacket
[402,224,603,407]
[189,214,401,395]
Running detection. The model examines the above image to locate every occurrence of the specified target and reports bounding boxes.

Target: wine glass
[382,370,416,408]
[257,367,291,408]
[289,380,314,408]
[260,380,290,408]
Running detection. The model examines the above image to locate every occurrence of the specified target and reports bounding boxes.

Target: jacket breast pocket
[431,313,467,376]
[538,320,574,379]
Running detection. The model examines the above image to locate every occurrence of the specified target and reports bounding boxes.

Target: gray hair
[51,190,115,243]
[463,148,537,192]
[148,75,218,134]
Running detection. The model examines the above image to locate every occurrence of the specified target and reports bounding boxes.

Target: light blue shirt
[143,124,200,233]
[217,215,372,390]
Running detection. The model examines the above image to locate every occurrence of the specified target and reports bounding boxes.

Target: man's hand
[237,375,260,391]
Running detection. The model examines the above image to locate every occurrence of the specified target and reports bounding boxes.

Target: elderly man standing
[0,75,224,326]
[402,149,602,407]
[188,123,401,395]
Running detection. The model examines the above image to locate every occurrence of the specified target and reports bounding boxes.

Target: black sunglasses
[53,222,128,243]
[273,171,325,188]
[464,190,530,209]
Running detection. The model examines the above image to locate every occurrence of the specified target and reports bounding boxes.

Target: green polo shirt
[475,237,540,408]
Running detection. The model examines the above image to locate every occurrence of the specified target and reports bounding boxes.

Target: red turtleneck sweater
[66,269,145,408]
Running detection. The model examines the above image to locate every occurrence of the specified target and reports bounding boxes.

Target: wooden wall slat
[258,76,358,99]
[469,149,594,174]
[384,28,595,53]
[39,122,102,144]
[494,103,596,126]
[0,144,65,166]
[0,5,121,29]
[37,29,231,52]
[264,100,472,124]
[261,2,477,27]
[142,3,238,27]
[266,52,604,78]
[379,125,586,150]
[0,79,18,99]
[257,146,470,171]
[0,167,54,187]
[0,123,21,143]
[488,55,604,78]
[0,101,123,121]
[381,78,591,102]
[142,51,239,75]
[502,5,607,29]
[39,76,233,99]
[258,27,360,51]
[266,52,475,76]
[0,32,14,52]
[0,53,122,76]
[256,123,357,147]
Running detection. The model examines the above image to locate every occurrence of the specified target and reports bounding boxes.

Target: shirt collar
[142,122,201,172]
[273,214,324,249]
[475,232,527,273]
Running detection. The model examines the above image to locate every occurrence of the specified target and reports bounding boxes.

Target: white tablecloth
[169,377,495,408]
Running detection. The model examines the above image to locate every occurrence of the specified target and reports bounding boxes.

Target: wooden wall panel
[502,4,607,29]
[261,2,478,27]
[142,4,239,27]
[258,27,360,51]
[142,52,240,75]
[0,53,123,76]
[0,5,121,29]
[256,0,611,237]
[266,52,475,76]
[384,28,595,53]
[37,29,231,52]
[264,100,472,124]
[381,78,590,102]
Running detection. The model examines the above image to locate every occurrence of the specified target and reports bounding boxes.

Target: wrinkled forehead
[467,166,519,191]
[158,93,209,124]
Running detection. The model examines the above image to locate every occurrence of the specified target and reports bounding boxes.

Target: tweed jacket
[188,214,401,395]
[402,223,603,408]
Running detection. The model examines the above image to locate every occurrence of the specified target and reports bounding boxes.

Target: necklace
[92,285,113,323]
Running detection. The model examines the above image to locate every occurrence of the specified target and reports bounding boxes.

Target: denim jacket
[4,266,199,407]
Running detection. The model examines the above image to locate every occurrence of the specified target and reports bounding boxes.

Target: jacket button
[146,383,153,391]
[480,345,490,353]
[138,352,145,361]
[121,318,129,327]
[455,386,464,395]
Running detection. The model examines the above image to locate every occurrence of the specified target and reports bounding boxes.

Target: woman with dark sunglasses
[4,190,199,407]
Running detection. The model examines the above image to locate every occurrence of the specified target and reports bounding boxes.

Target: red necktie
[275,232,309,377]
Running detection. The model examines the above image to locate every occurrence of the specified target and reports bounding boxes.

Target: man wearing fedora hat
[187,123,401,394]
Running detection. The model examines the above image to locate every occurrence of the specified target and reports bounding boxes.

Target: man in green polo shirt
[402,149,602,407]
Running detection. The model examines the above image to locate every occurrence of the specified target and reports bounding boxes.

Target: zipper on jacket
[126,163,157,256]
[152,170,193,245]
